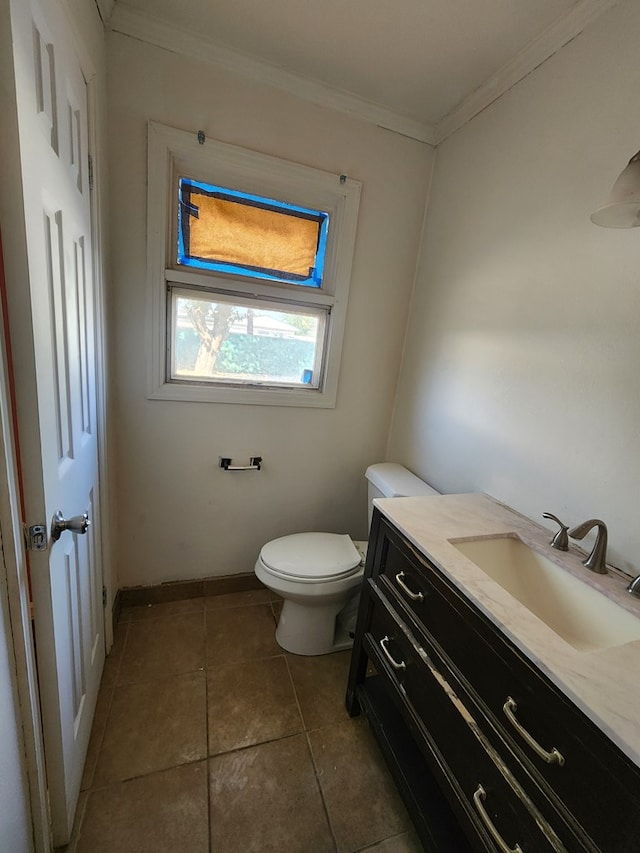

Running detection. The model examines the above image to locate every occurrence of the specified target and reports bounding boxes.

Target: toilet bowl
[255,533,367,656]
[255,463,439,656]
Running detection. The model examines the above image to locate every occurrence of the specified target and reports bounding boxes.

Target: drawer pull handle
[395,571,424,602]
[472,785,523,853]
[379,635,406,670]
[503,697,565,766]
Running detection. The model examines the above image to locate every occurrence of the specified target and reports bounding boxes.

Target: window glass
[177,178,329,287]
[170,288,326,388]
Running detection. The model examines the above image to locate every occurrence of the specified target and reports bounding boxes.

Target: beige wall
[389,0,640,576]
[107,33,433,586]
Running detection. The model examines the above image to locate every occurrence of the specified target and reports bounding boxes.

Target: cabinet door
[366,592,570,853]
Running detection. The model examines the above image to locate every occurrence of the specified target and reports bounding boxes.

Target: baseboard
[116,572,265,610]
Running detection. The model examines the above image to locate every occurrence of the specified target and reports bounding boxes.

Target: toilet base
[275,597,354,656]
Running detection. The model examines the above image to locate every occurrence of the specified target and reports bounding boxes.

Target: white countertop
[373,493,640,766]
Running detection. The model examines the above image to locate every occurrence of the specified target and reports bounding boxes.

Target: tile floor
[64,589,422,852]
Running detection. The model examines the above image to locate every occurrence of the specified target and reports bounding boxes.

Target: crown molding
[435,0,621,143]
[108,3,436,145]
[108,0,619,148]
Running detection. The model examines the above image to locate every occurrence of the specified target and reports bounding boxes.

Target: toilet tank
[365,463,440,529]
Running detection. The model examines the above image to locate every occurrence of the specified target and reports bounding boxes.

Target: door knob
[50,510,90,542]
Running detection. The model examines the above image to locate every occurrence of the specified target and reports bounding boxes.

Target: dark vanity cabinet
[346,509,640,853]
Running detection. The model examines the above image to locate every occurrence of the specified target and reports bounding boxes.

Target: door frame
[0,243,50,853]
[0,0,112,847]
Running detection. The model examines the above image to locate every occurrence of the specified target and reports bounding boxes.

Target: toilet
[255,463,439,656]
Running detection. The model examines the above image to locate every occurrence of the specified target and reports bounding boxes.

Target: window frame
[146,122,361,407]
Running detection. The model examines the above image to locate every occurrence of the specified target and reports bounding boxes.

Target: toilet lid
[260,533,362,580]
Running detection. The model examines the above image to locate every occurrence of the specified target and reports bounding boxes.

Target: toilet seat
[260,532,362,582]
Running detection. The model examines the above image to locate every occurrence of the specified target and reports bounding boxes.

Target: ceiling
[105,0,617,143]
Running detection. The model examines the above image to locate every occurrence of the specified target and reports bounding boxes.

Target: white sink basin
[451,536,640,652]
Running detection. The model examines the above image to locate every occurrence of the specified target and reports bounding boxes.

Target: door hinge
[102,586,107,608]
[25,523,47,552]
[88,153,94,191]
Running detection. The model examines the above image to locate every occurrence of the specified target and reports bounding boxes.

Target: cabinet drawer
[373,517,640,852]
[366,591,571,853]
[376,520,640,853]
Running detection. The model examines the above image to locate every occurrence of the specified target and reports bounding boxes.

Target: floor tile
[309,718,411,853]
[287,650,352,730]
[119,597,204,622]
[76,590,418,853]
[209,735,335,852]
[357,830,423,852]
[270,598,283,623]
[207,656,302,754]
[205,589,271,610]
[93,671,206,786]
[206,604,280,666]
[76,761,208,853]
[117,612,205,684]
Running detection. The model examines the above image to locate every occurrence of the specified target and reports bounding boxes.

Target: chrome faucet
[568,519,608,574]
[627,575,640,597]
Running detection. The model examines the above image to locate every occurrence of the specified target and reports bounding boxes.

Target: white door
[8,0,105,844]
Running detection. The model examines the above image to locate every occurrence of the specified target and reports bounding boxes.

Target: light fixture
[591,150,640,228]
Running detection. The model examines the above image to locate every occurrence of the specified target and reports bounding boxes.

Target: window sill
[147,379,337,408]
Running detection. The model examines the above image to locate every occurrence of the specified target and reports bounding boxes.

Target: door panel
[8,0,105,843]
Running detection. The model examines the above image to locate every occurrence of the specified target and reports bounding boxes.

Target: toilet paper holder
[219,456,262,472]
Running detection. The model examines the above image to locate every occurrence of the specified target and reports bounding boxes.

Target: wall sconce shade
[591,151,640,228]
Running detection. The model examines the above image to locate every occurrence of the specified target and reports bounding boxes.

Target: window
[170,289,326,389]
[146,123,361,407]
[177,179,329,287]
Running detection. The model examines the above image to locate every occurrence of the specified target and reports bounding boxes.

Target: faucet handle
[542,512,569,551]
